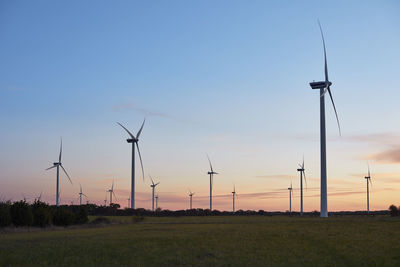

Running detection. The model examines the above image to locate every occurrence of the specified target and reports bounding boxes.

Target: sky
[0,0,399,212]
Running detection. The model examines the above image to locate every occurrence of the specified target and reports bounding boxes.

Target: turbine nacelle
[126,138,137,143]
[297,168,304,172]
[310,81,332,90]
[53,162,60,166]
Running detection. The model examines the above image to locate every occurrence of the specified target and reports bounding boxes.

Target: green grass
[1,216,400,266]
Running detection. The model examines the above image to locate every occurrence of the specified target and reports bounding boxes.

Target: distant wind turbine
[297,158,307,216]
[188,189,195,210]
[288,181,293,214]
[127,197,130,209]
[309,21,341,218]
[232,185,237,213]
[365,163,372,214]
[117,120,145,210]
[78,184,88,205]
[107,180,117,205]
[46,138,72,207]
[207,155,218,211]
[150,176,160,212]
[155,194,159,210]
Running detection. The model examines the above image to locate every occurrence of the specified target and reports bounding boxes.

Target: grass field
[1,215,400,266]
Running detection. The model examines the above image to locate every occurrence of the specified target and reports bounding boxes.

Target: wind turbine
[188,189,195,210]
[150,176,160,212]
[78,184,88,205]
[107,180,117,205]
[127,197,130,208]
[46,138,72,207]
[207,155,218,211]
[117,120,145,210]
[365,163,372,214]
[297,158,307,216]
[155,194,159,210]
[309,21,341,218]
[288,181,293,214]
[232,185,237,213]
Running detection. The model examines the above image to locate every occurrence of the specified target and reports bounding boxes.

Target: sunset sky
[1,1,399,212]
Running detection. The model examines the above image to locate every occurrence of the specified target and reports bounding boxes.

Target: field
[1,215,400,266]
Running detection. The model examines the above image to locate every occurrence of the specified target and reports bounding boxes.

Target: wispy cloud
[369,146,400,164]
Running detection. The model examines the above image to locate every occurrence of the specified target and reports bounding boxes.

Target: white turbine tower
[288,181,293,214]
[150,176,160,212]
[309,21,341,218]
[78,184,88,205]
[232,185,237,213]
[207,155,218,211]
[188,190,195,210]
[155,194,159,210]
[297,158,307,216]
[46,138,72,207]
[107,180,117,205]
[117,120,145,210]
[365,163,372,214]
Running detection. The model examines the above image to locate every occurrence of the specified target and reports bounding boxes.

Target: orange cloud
[370,146,400,164]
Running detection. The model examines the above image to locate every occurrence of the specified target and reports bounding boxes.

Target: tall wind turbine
[46,138,72,207]
[309,21,341,218]
[150,176,160,212]
[297,158,307,216]
[365,163,372,214]
[107,180,117,205]
[207,155,218,211]
[117,120,145,210]
[155,194,159,210]
[232,185,237,213]
[188,190,195,210]
[288,181,293,214]
[78,184,87,205]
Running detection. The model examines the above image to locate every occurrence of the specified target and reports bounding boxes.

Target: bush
[389,205,398,217]
[0,202,12,227]
[53,207,75,226]
[10,201,33,226]
[75,206,88,224]
[32,201,52,227]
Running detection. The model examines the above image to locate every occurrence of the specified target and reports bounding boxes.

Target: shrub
[32,201,52,227]
[75,206,88,224]
[389,205,398,217]
[0,202,12,227]
[10,201,33,226]
[53,207,75,226]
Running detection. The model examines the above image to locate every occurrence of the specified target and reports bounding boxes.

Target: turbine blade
[60,165,73,184]
[117,122,135,139]
[207,154,214,172]
[112,179,114,191]
[303,170,307,189]
[59,138,62,163]
[318,20,329,83]
[367,162,370,178]
[136,118,146,139]
[327,86,341,136]
[113,191,117,201]
[45,165,56,171]
[149,175,154,185]
[155,182,160,186]
[302,156,305,169]
[80,183,82,194]
[136,143,145,181]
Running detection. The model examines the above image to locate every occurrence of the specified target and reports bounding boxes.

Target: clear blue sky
[1,1,399,211]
